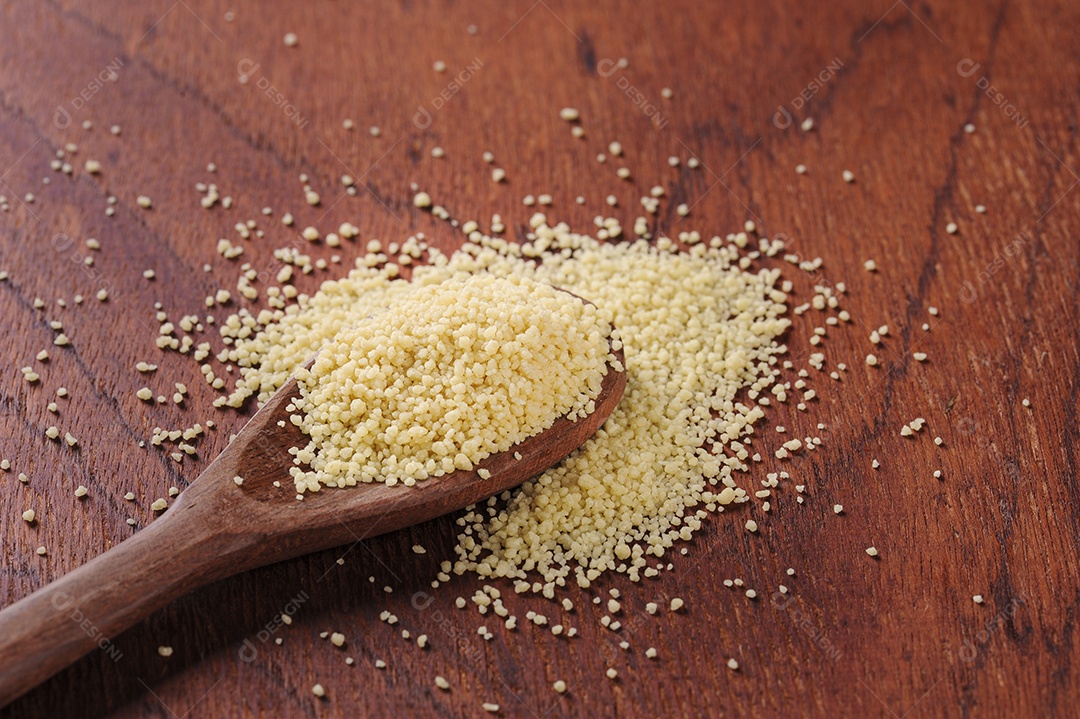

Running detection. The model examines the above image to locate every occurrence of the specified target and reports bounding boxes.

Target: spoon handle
[0,500,246,707]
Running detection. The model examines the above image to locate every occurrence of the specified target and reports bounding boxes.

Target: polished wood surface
[0,0,1076,716]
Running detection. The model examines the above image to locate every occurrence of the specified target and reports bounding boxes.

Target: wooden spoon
[0,339,626,706]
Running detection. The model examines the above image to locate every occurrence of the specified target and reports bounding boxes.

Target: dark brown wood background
[0,0,1077,716]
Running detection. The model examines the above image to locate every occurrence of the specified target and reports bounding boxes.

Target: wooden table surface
[1,0,1077,716]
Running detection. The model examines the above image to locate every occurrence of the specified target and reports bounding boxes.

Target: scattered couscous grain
[215,215,794,588]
